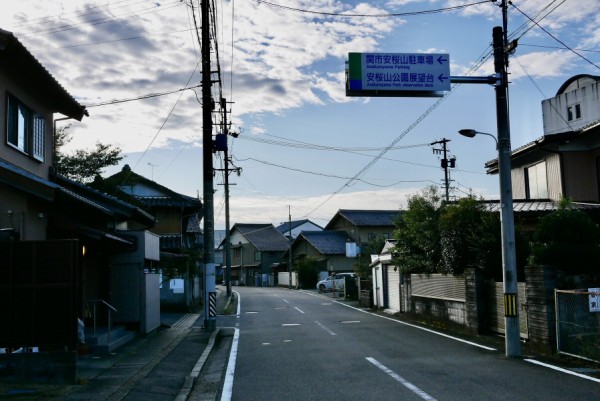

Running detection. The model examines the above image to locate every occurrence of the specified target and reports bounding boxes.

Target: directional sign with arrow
[347,52,451,95]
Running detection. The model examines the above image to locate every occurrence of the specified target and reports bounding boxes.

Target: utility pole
[431,138,454,202]
[288,206,292,289]
[494,0,521,357]
[221,98,235,298]
[215,98,239,299]
[201,0,216,332]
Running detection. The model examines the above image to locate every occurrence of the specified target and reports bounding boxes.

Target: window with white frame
[525,160,548,199]
[6,93,45,161]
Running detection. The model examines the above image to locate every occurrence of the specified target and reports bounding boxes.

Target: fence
[555,289,600,362]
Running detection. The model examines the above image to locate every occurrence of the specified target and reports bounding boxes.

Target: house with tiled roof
[0,28,162,381]
[276,219,322,239]
[289,230,354,273]
[325,209,401,244]
[97,164,203,311]
[484,74,600,228]
[285,209,401,279]
[226,223,290,286]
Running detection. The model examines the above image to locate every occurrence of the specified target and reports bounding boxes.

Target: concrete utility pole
[201,0,216,332]
[453,1,521,357]
[430,138,454,202]
[493,10,521,356]
[288,206,292,289]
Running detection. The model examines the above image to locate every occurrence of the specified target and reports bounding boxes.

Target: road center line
[366,357,438,401]
[294,307,305,314]
[315,321,336,336]
[282,299,290,304]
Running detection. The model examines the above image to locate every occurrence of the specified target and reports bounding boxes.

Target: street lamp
[458,129,498,149]
[458,127,521,357]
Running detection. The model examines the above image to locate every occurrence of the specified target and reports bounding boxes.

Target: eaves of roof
[485,122,600,174]
[0,28,87,120]
[106,167,202,210]
[482,199,600,214]
[54,174,156,225]
[0,159,58,201]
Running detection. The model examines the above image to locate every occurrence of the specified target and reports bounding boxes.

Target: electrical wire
[18,0,184,38]
[84,85,201,107]
[510,2,600,71]
[253,0,494,18]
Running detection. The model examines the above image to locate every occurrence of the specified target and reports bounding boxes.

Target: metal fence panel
[555,289,600,362]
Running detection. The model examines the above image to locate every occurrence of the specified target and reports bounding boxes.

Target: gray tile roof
[0,29,87,120]
[332,209,401,227]
[299,231,351,255]
[484,200,600,213]
[235,224,290,252]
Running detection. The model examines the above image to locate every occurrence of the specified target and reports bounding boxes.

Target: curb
[174,328,220,401]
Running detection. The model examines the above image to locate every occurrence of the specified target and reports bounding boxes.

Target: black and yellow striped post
[504,293,517,317]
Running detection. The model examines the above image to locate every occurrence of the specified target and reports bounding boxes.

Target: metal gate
[555,289,600,362]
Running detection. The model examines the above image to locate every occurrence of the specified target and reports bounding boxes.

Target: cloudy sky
[2,0,599,229]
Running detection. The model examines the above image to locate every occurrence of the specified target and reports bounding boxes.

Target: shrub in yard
[529,198,600,274]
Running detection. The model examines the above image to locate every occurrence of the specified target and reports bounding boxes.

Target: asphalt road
[222,286,599,401]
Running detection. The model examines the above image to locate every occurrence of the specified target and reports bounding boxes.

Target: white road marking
[524,359,600,383]
[282,299,290,304]
[367,357,438,401]
[315,321,336,336]
[220,328,239,401]
[294,307,305,314]
[281,323,301,326]
[304,291,496,351]
[340,320,361,324]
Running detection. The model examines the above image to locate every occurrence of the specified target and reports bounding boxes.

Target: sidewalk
[1,286,233,401]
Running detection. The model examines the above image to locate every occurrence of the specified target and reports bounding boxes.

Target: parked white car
[316,273,357,292]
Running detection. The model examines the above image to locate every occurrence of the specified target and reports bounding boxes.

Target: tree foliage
[354,235,387,278]
[529,198,600,274]
[294,255,322,289]
[392,186,444,274]
[439,196,501,276]
[54,126,123,183]
[392,186,507,277]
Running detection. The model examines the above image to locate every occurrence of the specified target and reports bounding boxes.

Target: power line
[234,156,438,187]
[17,0,183,38]
[7,0,145,28]
[29,28,194,53]
[253,0,494,18]
[84,85,201,107]
[510,2,600,71]
[519,43,600,54]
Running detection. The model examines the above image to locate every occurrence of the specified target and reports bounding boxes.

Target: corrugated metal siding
[546,153,562,200]
[488,282,529,339]
[511,167,526,199]
[388,267,401,312]
[411,274,466,302]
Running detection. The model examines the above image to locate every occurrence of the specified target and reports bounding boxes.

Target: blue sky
[2,0,599,229]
